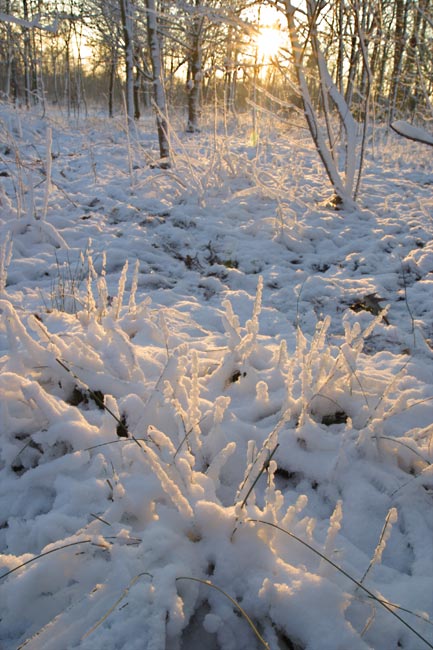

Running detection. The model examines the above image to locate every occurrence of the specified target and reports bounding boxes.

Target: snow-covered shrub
[0,275,431,650]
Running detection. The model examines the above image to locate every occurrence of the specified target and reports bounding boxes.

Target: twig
[240,444,279,510]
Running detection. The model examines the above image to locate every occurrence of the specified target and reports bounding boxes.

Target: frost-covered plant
[0,287,432,650]
[220,276,264,369]
[46,248,141,321]
[360,507,398,585]
[286,306,392,433]
[49,250,88,313]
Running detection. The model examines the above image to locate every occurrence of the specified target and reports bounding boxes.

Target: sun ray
[255,25,285,62]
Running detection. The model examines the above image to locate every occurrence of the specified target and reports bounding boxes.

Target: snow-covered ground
[0,103,432,650]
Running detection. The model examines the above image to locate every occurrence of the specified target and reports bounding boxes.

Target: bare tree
[278,1,359,208]
[185,0,204,132]
[388,0,409,121]
[145,0,170,165]
[1,0,18,100]
[119,0,135,121]
[21,0,33,106]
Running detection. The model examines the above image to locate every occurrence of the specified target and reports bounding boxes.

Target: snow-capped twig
[359,507,398,584]
[0,12,60,32]
[391,121,433,147]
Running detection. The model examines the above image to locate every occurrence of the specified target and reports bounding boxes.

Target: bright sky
[245,4,287,62]
[255,25,286,61]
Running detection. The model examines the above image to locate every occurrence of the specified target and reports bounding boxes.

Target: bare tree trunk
[146,0,170,166]
[51,45,60,107]
[186,0,203,133]
[401,0,428,117]
[418,0,433,112]
[108,51,117,118]
[389,0,409,121]
[283,2,357,209]
[64,35,71,117]
[31,25,38,99]
[134,47,142,120]
[369,4,382,84]
[345,33,359,109]
[119,0,135,122]
[307,1,335,157]
[224,25,238,114]
[336,0,344,96]
[357,1,373,119]
[139,51,152,107]
[22,0,32,107]
[35,24,46,114]
[351,0,372,199]
[375,37,390,107]
[4,0,14,99]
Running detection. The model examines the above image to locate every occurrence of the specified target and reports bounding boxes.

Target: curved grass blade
[82,572,153,640]
[249,519,433,649]
[176,576,270,649]
[0,540,93,581]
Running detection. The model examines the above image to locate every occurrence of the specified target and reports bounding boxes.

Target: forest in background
[0,0,432,127]
[1,1,432,206]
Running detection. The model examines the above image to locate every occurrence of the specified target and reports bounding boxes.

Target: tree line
[0,1,432,194]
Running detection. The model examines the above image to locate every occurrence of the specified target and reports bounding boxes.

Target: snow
[0,103,433,650]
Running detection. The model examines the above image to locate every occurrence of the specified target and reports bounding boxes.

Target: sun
[255,26,285,61]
